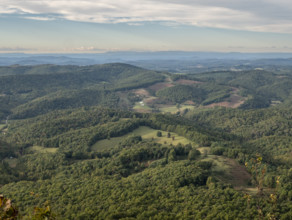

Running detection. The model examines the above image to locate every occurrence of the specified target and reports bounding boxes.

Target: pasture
[92,126,194,152]
[26,146,58,154]
[201,155,251,188]
[0,124,6,130]
[4,158,18,168]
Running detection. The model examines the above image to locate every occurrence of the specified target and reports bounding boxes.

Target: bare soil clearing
[133,88,151,96]
[205,87,247,108]
[175,79,202,85]
[131,77,247,113]
[144,97,158,104]
[225,157,251,187]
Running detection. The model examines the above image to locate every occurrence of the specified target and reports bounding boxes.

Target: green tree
[188,149,201,161]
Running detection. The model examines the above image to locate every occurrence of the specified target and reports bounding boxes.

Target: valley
[129,77,246,113]
[0,63,291,219]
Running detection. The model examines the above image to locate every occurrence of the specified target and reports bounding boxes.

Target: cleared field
[132,126,193,146]
[4,158,18,168]
[201,155,251,188]
[133,88,150,96]
[133,101,152,113]
[133,101,151,109]
[204,87,247,108]
[159,105,195,113]
[92,136,125,152]
[92,126,194,152]
[26,146,58,154]
[175,79,202,85]
[0,124,6,130]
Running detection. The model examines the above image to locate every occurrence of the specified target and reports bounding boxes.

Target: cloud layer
[1,0,292,33]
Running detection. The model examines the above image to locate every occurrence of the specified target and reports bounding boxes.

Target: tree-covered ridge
[156,84,206,103]
[3,107,137,146]
[187,106,292,168]
[0,64,79,76]
[0,63,164,93]
[11,89,120,119]
[2,64,292,121]
[156,83,232,106]
[189,70,292,108]
[0,63,165,120]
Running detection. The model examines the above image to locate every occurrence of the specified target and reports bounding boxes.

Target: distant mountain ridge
[0,51,292,66]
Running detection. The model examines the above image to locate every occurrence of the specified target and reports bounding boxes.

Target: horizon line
[1,50,292,55]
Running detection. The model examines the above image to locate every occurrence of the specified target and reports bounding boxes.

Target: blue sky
[1,0,292,53]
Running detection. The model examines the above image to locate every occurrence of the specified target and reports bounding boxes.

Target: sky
[1,0,292,53]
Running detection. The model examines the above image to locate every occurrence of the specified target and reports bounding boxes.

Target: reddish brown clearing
[175,79,202,85]
[184,100,196,105]
[206,95,246,108]
[133,89,150,96]
[144,97,158,104]
[226,158,251,187]
[134,109,152,113]
[205,87,247,108]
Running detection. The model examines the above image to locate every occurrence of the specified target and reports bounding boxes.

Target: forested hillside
[0,64,291,219]
[0,63,165,120]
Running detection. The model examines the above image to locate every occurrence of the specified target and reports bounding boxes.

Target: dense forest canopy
[0,63,291,219]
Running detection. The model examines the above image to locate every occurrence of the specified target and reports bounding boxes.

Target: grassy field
[159,105,195,113]
[91,136,125,152]
[159,105,180,113]
[0,124,6,130]
[4,158,18,168]
[26,146,58,154]
[133,102,152,112]
[201,155,251,188]
[92,126,194,152]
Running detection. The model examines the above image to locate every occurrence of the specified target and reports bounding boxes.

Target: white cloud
[1,0,292,33]
[23,16,55,21]
[72,46,104,52]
